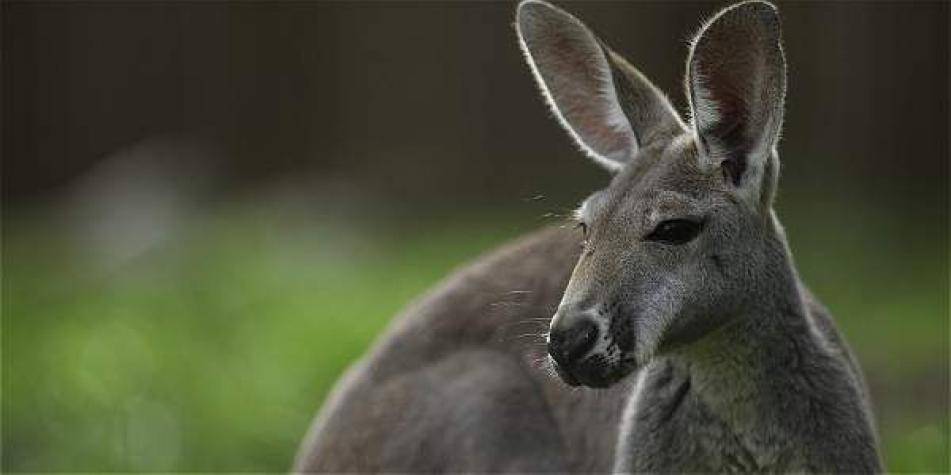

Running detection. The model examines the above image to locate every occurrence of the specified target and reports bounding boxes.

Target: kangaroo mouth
[549,354,636,388]
[551,360,582,386]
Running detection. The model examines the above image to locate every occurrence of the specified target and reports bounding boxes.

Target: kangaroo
[294,1,883,472]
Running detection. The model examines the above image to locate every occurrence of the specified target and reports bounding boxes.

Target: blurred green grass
[2,202,948,471]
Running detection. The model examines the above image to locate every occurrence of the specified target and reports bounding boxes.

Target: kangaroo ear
[687,1,786,208]
[517,0,683,172]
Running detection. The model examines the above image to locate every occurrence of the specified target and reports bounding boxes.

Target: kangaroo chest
[613,362,790,473]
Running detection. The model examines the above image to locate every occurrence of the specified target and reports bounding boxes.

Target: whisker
[501,319,550,329]
[512,332,547,340]
[489,301,528,309]
[501,332,549,346]
[497,320,550,333]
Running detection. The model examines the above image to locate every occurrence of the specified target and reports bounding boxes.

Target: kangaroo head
[517,0,788,387]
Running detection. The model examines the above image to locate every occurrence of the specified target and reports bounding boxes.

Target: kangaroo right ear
[516,0,683,172]
[687,1,786,209]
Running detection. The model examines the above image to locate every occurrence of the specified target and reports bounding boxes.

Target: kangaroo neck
[671,212,815,431]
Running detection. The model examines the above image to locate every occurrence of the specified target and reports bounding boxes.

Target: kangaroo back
[294,227,631,472]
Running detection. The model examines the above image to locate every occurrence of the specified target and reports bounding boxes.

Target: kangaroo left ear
[517,0,684,172]
[687,1,786,210]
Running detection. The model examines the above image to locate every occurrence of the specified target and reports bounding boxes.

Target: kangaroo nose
[548,317,599,367]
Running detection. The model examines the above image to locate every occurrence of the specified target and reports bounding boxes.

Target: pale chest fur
[613,360,801,473]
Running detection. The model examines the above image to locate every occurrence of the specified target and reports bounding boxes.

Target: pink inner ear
[687,1,784,166]
[550,36,635,161]
[520,8,637,165]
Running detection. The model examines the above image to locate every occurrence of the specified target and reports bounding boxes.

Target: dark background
[4,1,947,207]
[3,1,948,471]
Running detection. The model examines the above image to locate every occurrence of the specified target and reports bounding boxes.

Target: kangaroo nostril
[565,319,598,361]
[548,318,599,366]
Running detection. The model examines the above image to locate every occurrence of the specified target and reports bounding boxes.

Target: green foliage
[3,205,947,471]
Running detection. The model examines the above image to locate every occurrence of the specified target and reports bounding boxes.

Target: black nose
[548,318,599,367]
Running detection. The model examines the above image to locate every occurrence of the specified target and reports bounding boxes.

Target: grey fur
[294,1,883,472]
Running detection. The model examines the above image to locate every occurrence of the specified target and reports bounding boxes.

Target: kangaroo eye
[576,222,588,237]
[575,222,589,247]
[645,219,702,245]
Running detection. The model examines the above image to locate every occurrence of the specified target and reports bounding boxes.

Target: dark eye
[576,222,589,246]
[645,219,703,245]
[576,221,588,237]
